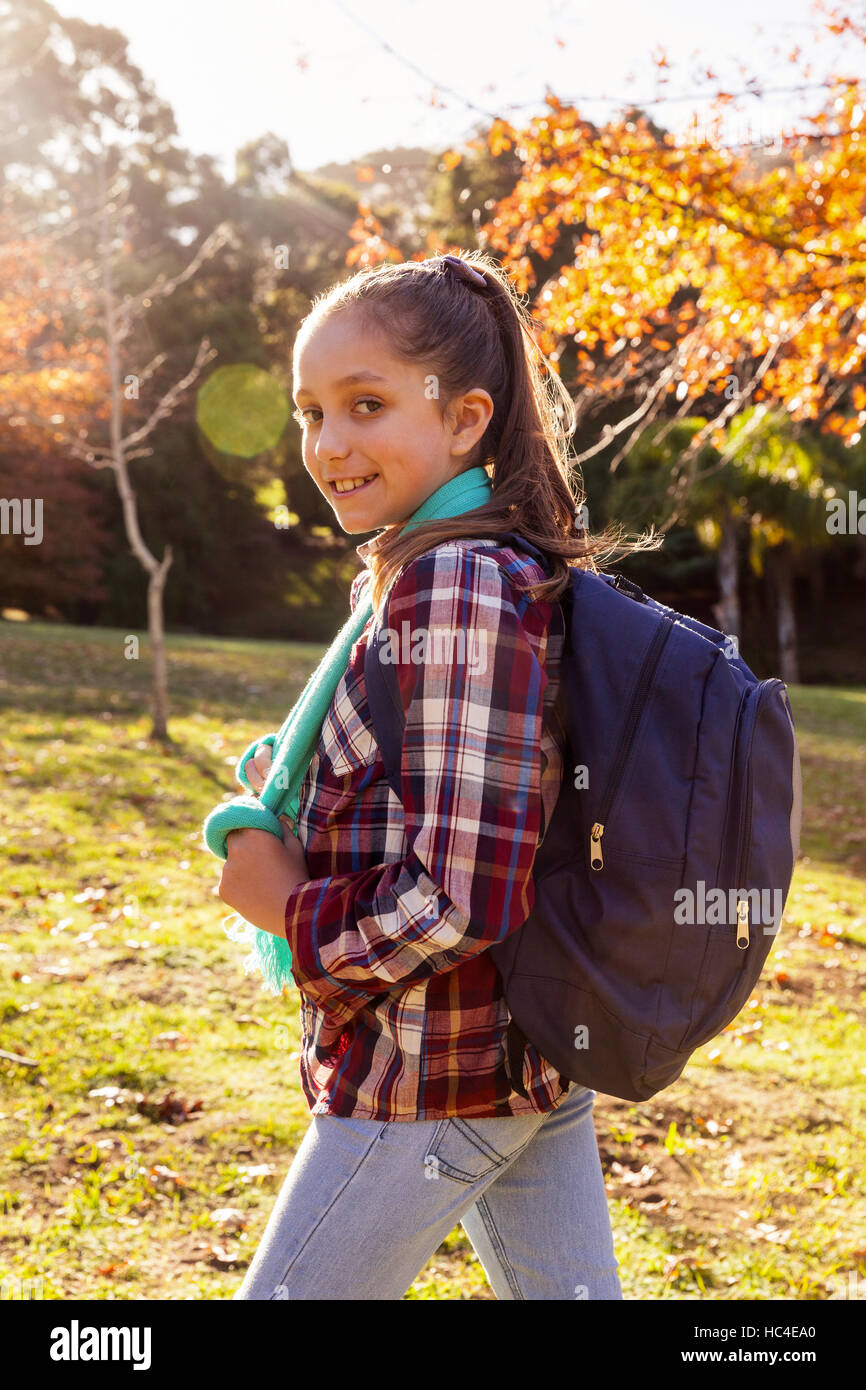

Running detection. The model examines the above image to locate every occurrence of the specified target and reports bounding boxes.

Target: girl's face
[292,312,493,534]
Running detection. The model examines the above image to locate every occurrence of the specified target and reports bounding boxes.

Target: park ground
[0,620,864,1300]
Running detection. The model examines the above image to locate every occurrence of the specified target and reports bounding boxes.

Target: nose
[313,419,350,466]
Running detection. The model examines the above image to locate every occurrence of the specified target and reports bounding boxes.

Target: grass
[0,619,864,1301]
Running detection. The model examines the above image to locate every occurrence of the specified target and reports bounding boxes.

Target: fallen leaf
[137,1090,204,1125]
[37,965,89,981]
[638,1193,669,1212]
[209,1207,247,1232]
[149,1164,187,1188]
[616,1163,658,1188]
[208,1243,241,1267]
[152,1031,192,1050]
[88,1085,145,1108]
[236,1163,276,1184]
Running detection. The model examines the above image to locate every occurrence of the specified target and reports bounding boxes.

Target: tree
[0,1,235,735]
[79,157,228,739]
[349,5,866,545]
[728,408,842,685]
[0,177,229,738]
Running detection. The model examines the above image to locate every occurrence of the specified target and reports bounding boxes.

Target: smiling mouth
[329,474,378,496]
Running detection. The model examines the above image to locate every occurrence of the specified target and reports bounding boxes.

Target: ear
[449,388,494,456]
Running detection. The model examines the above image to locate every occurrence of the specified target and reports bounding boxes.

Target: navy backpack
[363,533,803,1102]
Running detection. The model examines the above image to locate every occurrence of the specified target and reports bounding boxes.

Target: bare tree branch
[116,223,234,330]
[120,338,215,450]
[0,175,129,246]
[573,348,688,467]
[135,352,169,388]
[651,293,829,530]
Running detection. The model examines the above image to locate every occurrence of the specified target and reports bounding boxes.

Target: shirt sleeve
[283,544,552,1026]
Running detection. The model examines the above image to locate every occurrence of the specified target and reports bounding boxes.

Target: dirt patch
[594,1064,853,1247]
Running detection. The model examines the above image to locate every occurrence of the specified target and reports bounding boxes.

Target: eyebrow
[293,371,389,402]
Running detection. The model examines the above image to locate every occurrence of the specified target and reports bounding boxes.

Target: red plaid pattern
[283,538,570,1120]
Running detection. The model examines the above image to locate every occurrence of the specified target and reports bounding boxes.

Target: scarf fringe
[223,915,295,995]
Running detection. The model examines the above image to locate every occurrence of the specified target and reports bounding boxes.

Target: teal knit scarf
[202,463,493,995]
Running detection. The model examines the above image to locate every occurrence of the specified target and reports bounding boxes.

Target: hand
[244,742,273,795]
[218,818,310,938]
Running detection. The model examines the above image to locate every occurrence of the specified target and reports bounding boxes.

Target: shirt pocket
[316,666,381,780]
[423,1111,546,1186]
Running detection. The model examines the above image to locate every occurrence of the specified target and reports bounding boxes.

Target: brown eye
[293,398,381,426]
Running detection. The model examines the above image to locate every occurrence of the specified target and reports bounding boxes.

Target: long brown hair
[295,249,663,618]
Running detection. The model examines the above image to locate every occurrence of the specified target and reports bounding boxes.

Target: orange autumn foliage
[348,5,866,449]
[0,221,106,453]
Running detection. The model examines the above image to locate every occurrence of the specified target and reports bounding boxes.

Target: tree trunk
[99,157,175,742]
[809,553,825,614]
[767,542,800,685]
[147,549,173,741]
[711,500,741,639]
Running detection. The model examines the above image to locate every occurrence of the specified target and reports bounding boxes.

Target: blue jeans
[233,1081,623,1300]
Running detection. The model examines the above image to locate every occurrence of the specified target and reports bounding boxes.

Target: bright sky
[51,0,864,176]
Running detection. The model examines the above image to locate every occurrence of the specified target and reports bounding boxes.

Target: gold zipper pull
[590,822,605,870]
[736,897,750,948]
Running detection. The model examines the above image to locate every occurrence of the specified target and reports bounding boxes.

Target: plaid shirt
[283,537,570,1121]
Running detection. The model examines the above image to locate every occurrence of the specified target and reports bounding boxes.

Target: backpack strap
[505,1018,531,1100]
[364,621,405,802]
[362,531,552,802]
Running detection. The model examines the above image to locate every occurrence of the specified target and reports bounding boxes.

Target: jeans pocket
[424,1112,545,1186]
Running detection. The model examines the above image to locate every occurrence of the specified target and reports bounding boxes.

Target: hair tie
[435,254,488,291]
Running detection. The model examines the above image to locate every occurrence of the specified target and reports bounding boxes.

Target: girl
[215,250,658,1300]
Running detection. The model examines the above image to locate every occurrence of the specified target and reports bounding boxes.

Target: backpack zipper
[728,679,785,949]
[590,615,675,869]
[733,754,754,949]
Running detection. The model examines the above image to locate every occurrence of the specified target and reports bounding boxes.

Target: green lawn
[0,620,864,1300]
